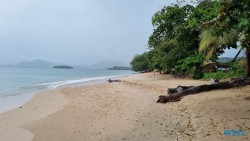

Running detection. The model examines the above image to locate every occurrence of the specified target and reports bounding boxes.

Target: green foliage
[130,53,152,73]
[189,0,240,60]
[146,3,211,76]
[175,54,204,72]
[199,28,238,60]
[198,0,250,51]
[131,0,250,78]
[157,40,181,72]
[193,70,204,80]
[188,0,219,29]
[148,5,192,48]
[229,58,246,76]
[219,0,250,39]
[203,71,237,80]
[197,0,250,76]
[203,58,246,80]
[174,54,204,79]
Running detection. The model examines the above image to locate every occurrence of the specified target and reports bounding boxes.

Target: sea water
[0,67,133,113]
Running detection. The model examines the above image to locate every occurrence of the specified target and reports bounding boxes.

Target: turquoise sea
[0,67,133,113]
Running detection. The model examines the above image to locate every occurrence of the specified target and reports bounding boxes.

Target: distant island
[53,65,73,69]
[88,61,128,69]
[108,66,131,70]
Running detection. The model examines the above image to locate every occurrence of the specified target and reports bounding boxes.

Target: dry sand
[0,73,249,141]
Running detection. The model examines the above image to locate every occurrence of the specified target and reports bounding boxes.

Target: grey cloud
[0,0,175,66]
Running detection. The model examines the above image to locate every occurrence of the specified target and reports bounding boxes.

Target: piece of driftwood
[107,79,122,83]
[157,78,250,103]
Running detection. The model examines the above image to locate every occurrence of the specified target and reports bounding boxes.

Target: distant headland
[108,66,131,70]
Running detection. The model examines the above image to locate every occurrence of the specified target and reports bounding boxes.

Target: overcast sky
[0,0,241,66]
[0,0,175,66]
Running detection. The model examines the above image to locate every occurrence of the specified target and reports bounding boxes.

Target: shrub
[193,70,204,79]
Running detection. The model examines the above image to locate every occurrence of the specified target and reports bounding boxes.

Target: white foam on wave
[33,75,124,88]
[34,75,124,88]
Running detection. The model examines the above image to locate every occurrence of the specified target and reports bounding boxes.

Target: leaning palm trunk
[242,38,250,77]
[231,47,242,63]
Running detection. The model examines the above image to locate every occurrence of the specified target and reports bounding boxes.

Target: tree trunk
[246,47,250,77]
[232,47,242,63]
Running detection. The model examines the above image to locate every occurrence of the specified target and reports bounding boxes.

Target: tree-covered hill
[130,0,249,79]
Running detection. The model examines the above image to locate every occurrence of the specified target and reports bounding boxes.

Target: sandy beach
[0,73,249,141]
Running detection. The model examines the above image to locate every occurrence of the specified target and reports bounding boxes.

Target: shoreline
[0,72,249,141]
[0,88,68,141]
[0,92,36,114]
[0,74,131,114]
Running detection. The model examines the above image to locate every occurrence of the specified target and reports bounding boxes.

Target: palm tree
[199,0,250,77]
[199,28,238,60]
[199,28,250,77]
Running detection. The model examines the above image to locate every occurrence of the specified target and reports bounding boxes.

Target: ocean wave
[33,75,124,88]
[0,74,126,98]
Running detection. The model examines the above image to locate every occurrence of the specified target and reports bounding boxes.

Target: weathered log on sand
[157,78,250,103]
[107,79,122,83]
[157,95,182,103]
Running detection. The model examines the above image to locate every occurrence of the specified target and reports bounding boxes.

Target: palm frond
[199,29,217,52]
[199,28,238,60]
[206,46,215,60]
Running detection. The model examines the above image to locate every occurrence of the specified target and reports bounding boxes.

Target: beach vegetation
[203,71,237,80]
[131,0,217,76]
[197,0,250,77]
[147,3,203,75]
[131,0,250,79]
[130,52,152,73]
[175,54,204,78]
[203,58,246,80]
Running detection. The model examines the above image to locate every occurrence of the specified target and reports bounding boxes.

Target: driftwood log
[107,79,122,83]
[157,77,250,103]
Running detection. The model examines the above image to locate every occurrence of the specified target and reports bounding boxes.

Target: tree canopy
[198,0,250,76]
[130,53,152,73]
[130,0,249,78]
